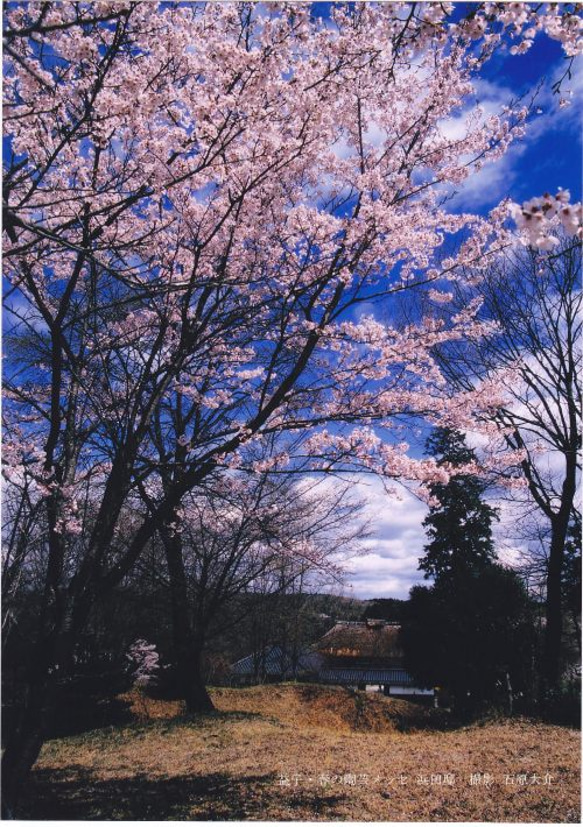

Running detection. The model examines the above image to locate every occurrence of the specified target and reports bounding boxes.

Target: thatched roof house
[314,619,433,698]
[315,619,403,665]
[230,619,434,699]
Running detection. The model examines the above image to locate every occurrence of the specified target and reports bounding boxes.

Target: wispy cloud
[439,57,582,211]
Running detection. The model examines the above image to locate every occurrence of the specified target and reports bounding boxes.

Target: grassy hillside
[25,684,580,821]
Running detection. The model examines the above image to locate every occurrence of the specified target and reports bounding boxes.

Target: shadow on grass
[48,694,136,739]
[23,762,349,821]
[23,767,281,820]
[145,708,273,735]
[41,707,270,751]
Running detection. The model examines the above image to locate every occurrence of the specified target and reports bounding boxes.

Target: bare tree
[146,471,365,711]
[432,240,581,694]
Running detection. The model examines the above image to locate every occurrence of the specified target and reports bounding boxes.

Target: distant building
[230,645,321,685]
[314,619,433,698]
[230,619,434,699]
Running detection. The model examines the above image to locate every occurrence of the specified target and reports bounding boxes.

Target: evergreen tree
[401,428,538,714]
[401,565,535,714]
[419,428,498,579]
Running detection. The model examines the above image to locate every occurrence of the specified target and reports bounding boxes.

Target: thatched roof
[315,620,403,660]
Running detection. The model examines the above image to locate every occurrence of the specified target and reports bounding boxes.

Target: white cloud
[344,477,428,599]
[492,497,532,567]
[447,146,525,210]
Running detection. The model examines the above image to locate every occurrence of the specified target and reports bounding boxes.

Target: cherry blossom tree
[2,1,582,812]
[127,638,160,688]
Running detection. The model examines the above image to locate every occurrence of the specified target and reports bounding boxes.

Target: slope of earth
[25,684,580,822]
[211,683,449,732]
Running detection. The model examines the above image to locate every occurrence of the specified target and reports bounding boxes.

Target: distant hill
[361,598,408,623]
[286,593,409,624]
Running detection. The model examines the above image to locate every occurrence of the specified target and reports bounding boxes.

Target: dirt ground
[25,684,581,821]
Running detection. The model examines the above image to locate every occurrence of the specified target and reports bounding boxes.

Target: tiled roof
[231,646,320,677]
[319,666,415,685]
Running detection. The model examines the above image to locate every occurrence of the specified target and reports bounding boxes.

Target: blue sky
[334,7,582,601]
[468,34,582,206]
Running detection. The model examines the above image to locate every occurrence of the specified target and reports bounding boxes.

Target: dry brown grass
[212,683,444,733]
[26,684,580,821]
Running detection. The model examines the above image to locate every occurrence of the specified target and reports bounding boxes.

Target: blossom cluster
[468,3,583,59]
[508,190,583,249]
[126,639,160,688]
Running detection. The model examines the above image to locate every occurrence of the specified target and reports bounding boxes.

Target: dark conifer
[419,428,498,580]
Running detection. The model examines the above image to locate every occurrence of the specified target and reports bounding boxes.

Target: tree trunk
[542,516,568,695]
[162,526,214,713]
[1,680,49,818]
[2,606,76,816]
[505,671,513,717]
[184,640,214,713]
[540,454,577,700]
[2,572,95,816]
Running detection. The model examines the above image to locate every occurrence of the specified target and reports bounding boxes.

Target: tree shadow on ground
[46,705,267,744]
[49,695,136,738]
[23,766,346,821]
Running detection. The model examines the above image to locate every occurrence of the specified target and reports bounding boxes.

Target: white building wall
[389,686,434,696]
